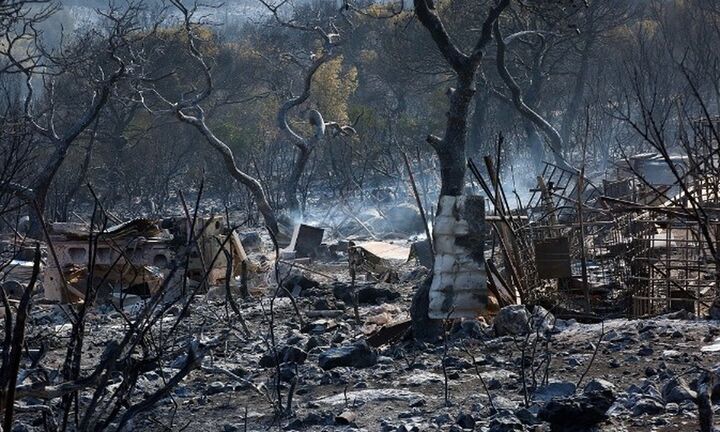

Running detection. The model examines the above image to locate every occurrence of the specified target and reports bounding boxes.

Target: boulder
[533,381,576,402]
[583,378,616,396]
[456,412,475,430]
[515,408,540,425]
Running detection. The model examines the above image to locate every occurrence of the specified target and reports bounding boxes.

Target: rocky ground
[8,233,720,432]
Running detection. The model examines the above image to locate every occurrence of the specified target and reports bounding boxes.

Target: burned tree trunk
[468,88,490,156]
[494,21,576,173]
[428,72,477,197]
[176,110,279,235]
[26,82,115,239]
[0,1,146,239]
[284,146,311,215]
[410,0,510,325]
[414,0,509,195]
[276,51,331,217]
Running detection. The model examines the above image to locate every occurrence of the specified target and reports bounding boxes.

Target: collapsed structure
[476,120,720,319]
[42,216,247,304]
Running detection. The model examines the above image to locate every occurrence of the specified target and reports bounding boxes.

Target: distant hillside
[55,0,271,31]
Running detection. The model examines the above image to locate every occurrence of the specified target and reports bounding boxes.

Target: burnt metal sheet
[352,241,410,262]
[603,178,632,199]
[535,237,572,279]
[289,224,325,258]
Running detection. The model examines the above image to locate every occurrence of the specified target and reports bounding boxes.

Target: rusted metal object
[43,216,247,303]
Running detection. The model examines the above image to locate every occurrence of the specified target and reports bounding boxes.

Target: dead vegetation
[4,0,720,431]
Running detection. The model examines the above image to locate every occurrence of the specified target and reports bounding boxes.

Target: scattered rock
[665,402,679,413]
[515,408,540,425]
[637,345,653,356]
[305,335,326,352]
[433,413,452,425]
[662,376,697,404]
[259,345,308,367]
[409,398,426,407]
[456,319,487,339]
[314,389,423,406]
[583,378,616,396]
[493,305,531,336]
[632,397,665,416]
[333,282,400,305]
[298,410,334,426]
[318,341,377,370]
[538,377,616,431]
[488,414,524,432]
[205,381,226,395]
[566,357,582,367]
[456,412,475,430]
[533,381,576,402]
[487,378,502,391]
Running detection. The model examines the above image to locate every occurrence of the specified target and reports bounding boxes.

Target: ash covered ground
[8,227,720,432]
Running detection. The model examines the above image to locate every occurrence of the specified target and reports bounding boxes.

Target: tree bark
[276,51,335,216]
[430,72,477,196]
[468,88,489,157]
[284,145,311,217]
[414,0,510,196]
[559,34,594,147]
[410,0,509,332]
